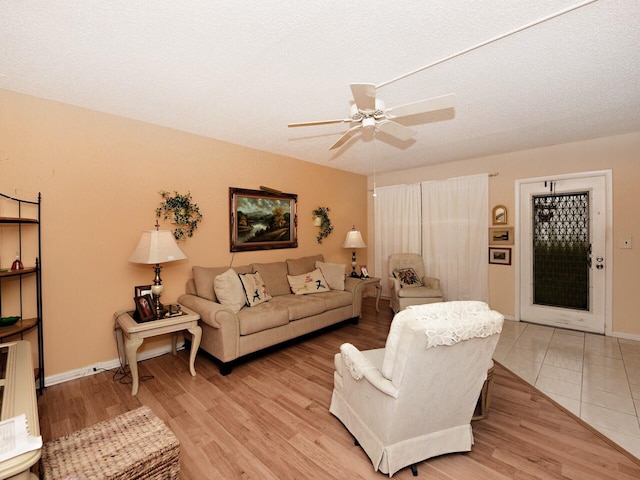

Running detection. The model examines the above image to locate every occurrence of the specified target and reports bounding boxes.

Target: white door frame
[515,169,613,335]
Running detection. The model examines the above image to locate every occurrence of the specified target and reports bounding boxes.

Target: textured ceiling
[1,1,639,176]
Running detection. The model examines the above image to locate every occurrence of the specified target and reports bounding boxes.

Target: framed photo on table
[134,294,156,322]
[134,285,152,298]
[360,266,369,278]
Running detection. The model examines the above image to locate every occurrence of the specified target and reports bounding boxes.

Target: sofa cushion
[236,301,289,335]
[320,290,353,310]
[213,268,246,313]
[287,268,330,295]
[252,261,290,296]
[397,286,442,298]
[271,295,328,321]
[192,266,220,301]
[238,272,272,307]
[393,268,423,288]
[315,261,346,291]
[286,254,324,276]
[193,264,252,301]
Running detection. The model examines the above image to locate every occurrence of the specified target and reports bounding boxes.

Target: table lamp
[129,224,187,318]
[342,226,366,278]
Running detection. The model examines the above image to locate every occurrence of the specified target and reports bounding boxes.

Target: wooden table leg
[171,333,178,355]
[187,325,202,377]
[124,336,143,395]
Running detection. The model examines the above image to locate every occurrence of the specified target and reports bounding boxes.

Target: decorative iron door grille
[532,192,589,310]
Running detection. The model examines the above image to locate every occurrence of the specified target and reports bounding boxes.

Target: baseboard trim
[44,341,185,387]
[610,330,640,342]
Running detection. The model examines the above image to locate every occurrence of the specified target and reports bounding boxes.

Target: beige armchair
[388,253,443,313]
[329,301,503,477]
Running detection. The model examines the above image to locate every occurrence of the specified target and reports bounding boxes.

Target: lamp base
[151,293,167,319]
[349,271,360,278]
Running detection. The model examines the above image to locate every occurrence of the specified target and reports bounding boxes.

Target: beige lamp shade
[342,229,366,249]
[343,227,366,278]
[128,230,187,264]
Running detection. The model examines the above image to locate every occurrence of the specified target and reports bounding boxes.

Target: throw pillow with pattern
[287,268,330,295]
[393,268,423,288]
[238,272,272,307]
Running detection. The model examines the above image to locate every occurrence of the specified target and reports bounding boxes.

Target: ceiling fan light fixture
[362,117,376,129]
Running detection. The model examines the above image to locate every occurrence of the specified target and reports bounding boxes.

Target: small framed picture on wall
[489,247,512,265]
[492,205,508,225]
[489,227,514,245]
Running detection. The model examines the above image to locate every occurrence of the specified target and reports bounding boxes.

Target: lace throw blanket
[407,301,503,348]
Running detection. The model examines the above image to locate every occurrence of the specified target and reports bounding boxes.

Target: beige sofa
[178,254,365,374]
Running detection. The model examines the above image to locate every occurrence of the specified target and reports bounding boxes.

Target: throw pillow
[315,261,346,291]
[238,272,272,307]
[213,268,246,313]
[393,268,423,288]
[287,268,330,295]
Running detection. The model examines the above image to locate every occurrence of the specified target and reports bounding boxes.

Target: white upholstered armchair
[388,253,443,313]
[329,301,503,477]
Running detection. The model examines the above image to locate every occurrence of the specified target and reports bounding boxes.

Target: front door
[518,172,609,333]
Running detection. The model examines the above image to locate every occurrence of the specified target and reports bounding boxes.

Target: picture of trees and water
[236,195,292,244]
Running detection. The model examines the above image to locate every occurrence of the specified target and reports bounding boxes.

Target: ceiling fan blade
[376,120,417,141]
[288,118,351,127]
[386,93,456,118]
[329,125,361,150]
[350,83,376,111]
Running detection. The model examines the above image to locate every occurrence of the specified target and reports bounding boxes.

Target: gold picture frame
[229,187,298,252]
[492,205,508,225]
[489,227,514,245]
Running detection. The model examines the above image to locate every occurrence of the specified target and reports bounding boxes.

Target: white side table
[114,305,201,395]
[360,277,382,312]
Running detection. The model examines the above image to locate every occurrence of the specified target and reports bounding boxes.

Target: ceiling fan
[287,2,597,152]
[288,83,456,150]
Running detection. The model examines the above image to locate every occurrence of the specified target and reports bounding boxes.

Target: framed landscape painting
[229,187,298,252]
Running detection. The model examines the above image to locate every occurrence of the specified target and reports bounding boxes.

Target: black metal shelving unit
[0,192,43,391]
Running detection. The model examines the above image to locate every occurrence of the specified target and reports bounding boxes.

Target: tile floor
[495,320,640,459]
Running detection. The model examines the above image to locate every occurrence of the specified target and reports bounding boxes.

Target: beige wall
[0,89,367,377]
[367,131,640,336]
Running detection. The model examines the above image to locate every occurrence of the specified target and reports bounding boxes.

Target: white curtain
[374,184,422,297]
[421,174,488,302]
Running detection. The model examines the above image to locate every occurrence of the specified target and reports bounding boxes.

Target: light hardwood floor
[38,298,640,479]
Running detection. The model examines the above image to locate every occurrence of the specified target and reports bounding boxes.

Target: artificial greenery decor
[156,190,203,241]
[312,206,333,244]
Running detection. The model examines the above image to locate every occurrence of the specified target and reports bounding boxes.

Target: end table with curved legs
[114,305,201,395]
